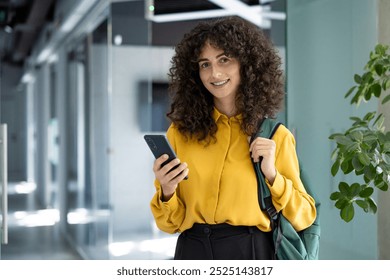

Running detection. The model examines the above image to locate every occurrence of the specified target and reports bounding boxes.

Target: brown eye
[220,57,229,63]
[199,62,209,69]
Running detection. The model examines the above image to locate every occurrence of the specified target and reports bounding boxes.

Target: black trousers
[174,223,275,260]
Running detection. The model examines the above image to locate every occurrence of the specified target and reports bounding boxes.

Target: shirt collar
[212,107,243,122]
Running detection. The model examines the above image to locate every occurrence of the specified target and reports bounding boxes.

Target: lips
[211,79,229,86]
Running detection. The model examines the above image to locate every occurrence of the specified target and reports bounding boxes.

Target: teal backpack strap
[252,119,321,260]
[251,118,282,227]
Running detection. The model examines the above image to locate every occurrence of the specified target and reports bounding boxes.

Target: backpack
[251,118,321,260]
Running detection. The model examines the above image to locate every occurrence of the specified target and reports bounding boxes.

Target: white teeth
[212,80,228,86]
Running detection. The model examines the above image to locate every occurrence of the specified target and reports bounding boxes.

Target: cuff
[266,170,284,197]
[159,187,179,212]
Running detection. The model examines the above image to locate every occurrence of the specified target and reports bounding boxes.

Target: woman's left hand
[249,137,277,185]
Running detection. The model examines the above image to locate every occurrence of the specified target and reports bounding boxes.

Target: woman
[150,16,316,260]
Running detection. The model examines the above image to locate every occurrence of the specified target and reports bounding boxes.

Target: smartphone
[144,134,188,180]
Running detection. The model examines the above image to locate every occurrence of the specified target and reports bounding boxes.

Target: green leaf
[335,198,349,210]
[375,64,384,76]
[352,155,365,171]
[354,74,362,84]
[351,90,363,105]
[356,199,369,210]
[358,153,371,166]
[339,182,349,195]
[349,116,362,122]
[362,72,373,83]
[345,86,357,98]
[376,180,387,191]
[330,192,340,201]
[341,159,354,174]
[346,142,359,153]
[355,167,365,176]
[366,197,378,214]
[329,133,344,140]
[341,203,355,222]
[334,135,353,146]
[364,87,372,100]
[359,187,374,198]
[382,78,390,90]
[362,134,378,143]
[369,52,377,60]
[331,160,340,176]
[360,142,371,150]
[363,112,376,122]
[375,44,387,55]
[370,83,381,98]
[330,148,339,161]
[374,175,387,191]
[349,183,361,197]
[374,150,381,164]
[350,131,363,141]
[382,94,390,104]
[378,133,387,145]
[373,113,384,127]
[364,165,376,181]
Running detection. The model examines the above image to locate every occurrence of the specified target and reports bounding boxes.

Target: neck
[214,99,237,118]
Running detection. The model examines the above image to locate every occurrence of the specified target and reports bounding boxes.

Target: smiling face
[197,42,241,116]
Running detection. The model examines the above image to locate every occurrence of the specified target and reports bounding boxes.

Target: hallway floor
[1,182,177,260]
[1,186,82,260]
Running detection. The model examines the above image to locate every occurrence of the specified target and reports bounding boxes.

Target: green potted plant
[329,43,390,222]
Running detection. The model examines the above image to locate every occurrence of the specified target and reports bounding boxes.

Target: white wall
[287,0,378,259]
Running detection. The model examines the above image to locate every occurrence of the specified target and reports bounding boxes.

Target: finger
[253,146,274,159]
[249,137,268,151]
[250,144,268,158]
[153,154,169,172]
[164,162,188,182]
[251,145,274,163]
[169,166,189,184]
[251,139,275,152]
[160,158,181,175]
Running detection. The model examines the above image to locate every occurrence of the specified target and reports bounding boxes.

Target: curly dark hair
[167,16,285,142]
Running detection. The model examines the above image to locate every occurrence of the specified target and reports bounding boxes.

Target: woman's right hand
[153,154,189,201]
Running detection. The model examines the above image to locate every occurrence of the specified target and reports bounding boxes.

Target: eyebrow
[197,52,226,63]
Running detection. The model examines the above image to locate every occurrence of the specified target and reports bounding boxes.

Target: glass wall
[108,0,173,260]
[64,11,110,259]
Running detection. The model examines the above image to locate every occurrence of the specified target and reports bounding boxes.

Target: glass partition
[109,0,174,260]
[65,13,110,259]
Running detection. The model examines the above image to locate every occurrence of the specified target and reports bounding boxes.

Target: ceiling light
[209,0,264,26]
[4,25,13,33]
[145,0,285,28]
[21,72,36,84]
[147,7,264,23]
[36,47,52,64]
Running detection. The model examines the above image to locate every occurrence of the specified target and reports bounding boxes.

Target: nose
[211,65,223,79]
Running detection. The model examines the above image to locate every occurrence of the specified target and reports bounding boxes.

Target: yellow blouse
[150,108,316,234]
